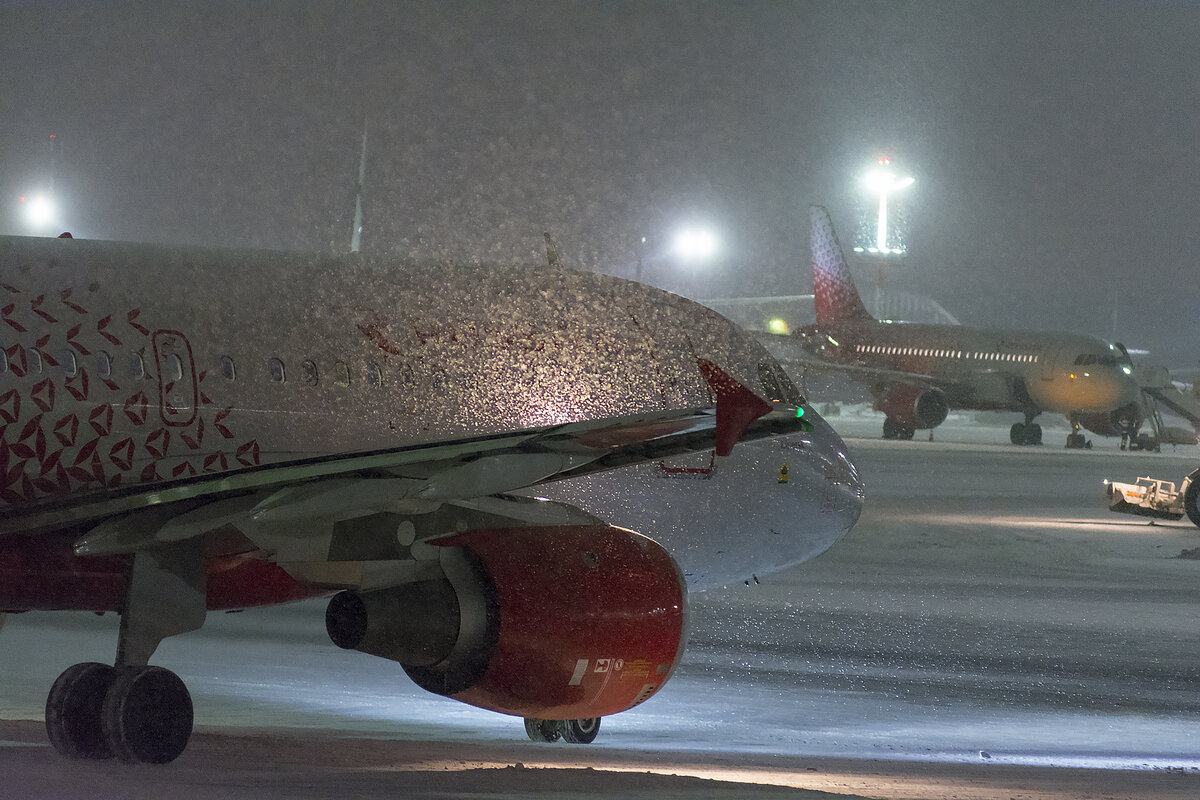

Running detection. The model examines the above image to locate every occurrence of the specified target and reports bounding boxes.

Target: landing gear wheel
[1028,424,1042,445]
[882,418,899,440]
[46,662,116,760]
[1066,432,1088,449]
[524,717,561,743]
[101,666,193,764]
[1010,423,1026,445]
[898,425,915,440]
[1184,475,1200,529]
[560,717,601,744]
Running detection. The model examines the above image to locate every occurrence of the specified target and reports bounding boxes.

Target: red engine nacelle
[876,384,949,429]
[326,524,688,721]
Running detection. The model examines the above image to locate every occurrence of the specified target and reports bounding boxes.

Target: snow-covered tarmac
[3,410,1199,798]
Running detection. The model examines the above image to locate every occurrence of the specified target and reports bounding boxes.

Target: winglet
[698,359,773,457]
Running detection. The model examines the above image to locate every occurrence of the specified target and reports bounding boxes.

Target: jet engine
[876,384,949,430]
[325,524,687,721]
[1078,402,1141,437]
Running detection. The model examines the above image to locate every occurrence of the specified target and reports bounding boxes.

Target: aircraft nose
[758,405,865,570]
[801,408,865,527]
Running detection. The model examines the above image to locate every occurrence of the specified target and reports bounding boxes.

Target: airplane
[0,232,863,764]
[755,206,1143,448]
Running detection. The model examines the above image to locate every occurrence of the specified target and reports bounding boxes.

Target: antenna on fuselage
[349,121,368,253]
[543,231,562,269]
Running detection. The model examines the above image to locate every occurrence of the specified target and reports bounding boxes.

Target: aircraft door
[152,329,198,427]
[1039,343,1062,383]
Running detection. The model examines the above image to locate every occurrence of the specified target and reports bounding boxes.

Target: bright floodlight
[673,227,718,261]
[862,158,914,254]
[21,194,56,230]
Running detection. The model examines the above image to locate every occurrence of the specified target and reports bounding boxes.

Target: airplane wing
[3,363,808,545]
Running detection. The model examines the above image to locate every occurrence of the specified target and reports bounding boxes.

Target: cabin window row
[855,344,1039,363]
[0,346,385,390]
[239,357,384,389]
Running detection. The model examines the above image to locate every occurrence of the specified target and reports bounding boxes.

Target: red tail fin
[811,206,874,326]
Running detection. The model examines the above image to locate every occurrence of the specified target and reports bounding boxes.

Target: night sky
[2,2,1197,365]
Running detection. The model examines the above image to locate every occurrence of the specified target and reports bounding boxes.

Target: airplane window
[60,349,77,377]
[269,357,286,383]
[129,352,144,380]
[30,349,43,375]
[301,359,319,387]
[366,360,383,388]
[164,353,183,383]
[220,356,237,381]
[334,361,350,388]
[97,351,112,379]
[0,349,6,374]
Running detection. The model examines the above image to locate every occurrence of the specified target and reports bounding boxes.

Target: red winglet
[697,359,772,457]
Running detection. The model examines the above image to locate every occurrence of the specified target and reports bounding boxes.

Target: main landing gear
[46,662,193,763]
[45,540,206,764]
[882,418,915,440]
[1009,421,1043,445]
[524,716,601,744]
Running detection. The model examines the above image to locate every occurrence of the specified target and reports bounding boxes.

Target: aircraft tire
[524,717,562,742]
[560,717,601,744]
[1029,424,1042,445]
[882,418,898,439]
[1066,433,1087,449]
[1184,474,1200,529]
[101,666,193,764]
[1010,423,1026,445]
[46,662,116,760]
[898,425,915,440]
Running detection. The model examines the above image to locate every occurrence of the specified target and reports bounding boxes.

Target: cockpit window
[758,362,785,402]
[758,360,805,405]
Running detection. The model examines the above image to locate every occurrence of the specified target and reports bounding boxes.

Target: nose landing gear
[1065,413,1092,449]
[524,716,602,744]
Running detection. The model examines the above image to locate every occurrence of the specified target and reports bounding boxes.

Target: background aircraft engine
[1078,403,1141,437]
[325,524,688,721]
[877,384,949,429]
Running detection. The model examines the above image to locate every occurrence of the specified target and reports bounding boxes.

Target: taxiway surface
[3,411,1199,798]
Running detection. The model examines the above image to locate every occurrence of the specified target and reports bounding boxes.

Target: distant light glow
[672,227,718,261]
[22,194,56,230]
[862,157,914,255]
[767,318,790,335]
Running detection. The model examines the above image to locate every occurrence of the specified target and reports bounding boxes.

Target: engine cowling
[1078,402,1141,437]
[325,524,687,721]
[876,384,949,429]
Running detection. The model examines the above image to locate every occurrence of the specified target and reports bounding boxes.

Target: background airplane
[754,206,1143,448]
[0,233,863,763]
